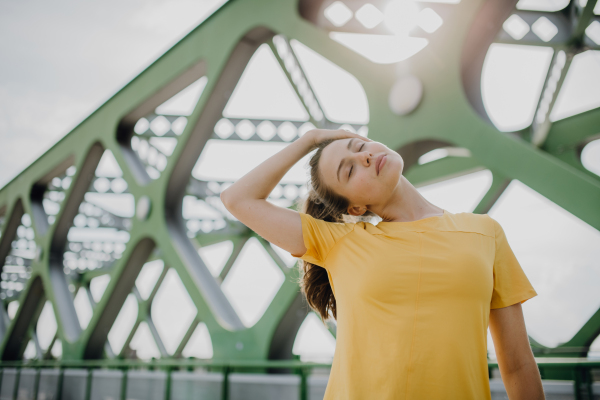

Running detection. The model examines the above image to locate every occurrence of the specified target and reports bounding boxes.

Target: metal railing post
[299,367,308,400]
[221,365,230,400]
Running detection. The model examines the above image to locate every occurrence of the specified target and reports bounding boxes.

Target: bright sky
[3,0,600,362]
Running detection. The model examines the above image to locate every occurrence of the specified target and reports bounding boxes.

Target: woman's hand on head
[304,128,372,150]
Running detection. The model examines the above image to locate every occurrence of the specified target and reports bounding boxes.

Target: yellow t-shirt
[296,209,537,399]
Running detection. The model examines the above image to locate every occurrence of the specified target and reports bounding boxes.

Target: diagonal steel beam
[1,277,44,360]
[217,237,248,283]
[173,316,200,358]
[531,49,573,147]
[256,236,292,274]
[80,237,155,359]
[472,172,511,215]
[270,36,327,128]
[571,0,599,45]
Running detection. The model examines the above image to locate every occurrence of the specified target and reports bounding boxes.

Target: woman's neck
[375,175,444,223]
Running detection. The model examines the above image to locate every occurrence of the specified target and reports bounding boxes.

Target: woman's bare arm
[489,303,545,400]
[219,129,369,256]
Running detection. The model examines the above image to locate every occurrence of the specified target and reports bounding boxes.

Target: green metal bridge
[0,0,599,398]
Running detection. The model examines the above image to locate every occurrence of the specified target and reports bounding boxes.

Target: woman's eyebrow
[336,138,356,183]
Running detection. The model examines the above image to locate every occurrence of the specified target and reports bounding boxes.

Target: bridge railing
[1,358,600,400]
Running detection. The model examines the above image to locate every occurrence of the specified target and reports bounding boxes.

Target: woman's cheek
[355,177,374,197]
[355,176,369,191]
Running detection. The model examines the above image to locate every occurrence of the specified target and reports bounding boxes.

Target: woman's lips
[376,154,386,175]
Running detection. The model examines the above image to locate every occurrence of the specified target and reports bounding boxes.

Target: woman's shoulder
[299,212,358,238]
[445,211,495,237]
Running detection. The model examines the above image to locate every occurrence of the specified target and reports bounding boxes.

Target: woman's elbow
[220,189,236,211]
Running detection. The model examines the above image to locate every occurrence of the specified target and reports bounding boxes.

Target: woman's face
[319,138,404,215]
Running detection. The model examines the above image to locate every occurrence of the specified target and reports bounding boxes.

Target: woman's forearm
[501,360,545,400]
[220,135,314,206]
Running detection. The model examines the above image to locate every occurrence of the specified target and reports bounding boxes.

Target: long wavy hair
[298,139,375,321]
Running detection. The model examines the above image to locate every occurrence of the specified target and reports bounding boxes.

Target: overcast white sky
[3,0,600,360]
[0,0,226,188]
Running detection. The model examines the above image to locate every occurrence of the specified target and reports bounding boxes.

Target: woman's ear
[347,205,367,216]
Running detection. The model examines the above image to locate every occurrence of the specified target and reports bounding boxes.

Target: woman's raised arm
[220,129,368,257]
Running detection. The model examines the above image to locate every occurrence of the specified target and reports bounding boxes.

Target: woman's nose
[359,151,373,167]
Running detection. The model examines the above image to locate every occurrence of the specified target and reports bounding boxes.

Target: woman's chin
[390,158,403,181]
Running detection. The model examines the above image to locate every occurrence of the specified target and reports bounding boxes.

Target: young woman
[220,128,544,399]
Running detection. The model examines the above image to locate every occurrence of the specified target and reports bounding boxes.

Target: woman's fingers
[304,128,373,149]
[309,129,372,146]
[346,131,372,141]
[334,130,373,143]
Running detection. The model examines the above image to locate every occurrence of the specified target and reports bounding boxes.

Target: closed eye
[348,143,365,179]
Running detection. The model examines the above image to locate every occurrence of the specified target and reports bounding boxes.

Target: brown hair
[298,139,375,321]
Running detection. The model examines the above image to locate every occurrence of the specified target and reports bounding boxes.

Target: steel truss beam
[0,0,598,369]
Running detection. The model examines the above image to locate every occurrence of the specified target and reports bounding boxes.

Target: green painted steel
[0,0,598,380]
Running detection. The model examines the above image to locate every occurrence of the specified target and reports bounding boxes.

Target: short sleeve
[291,213,355,268]
[489,216,537,309]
